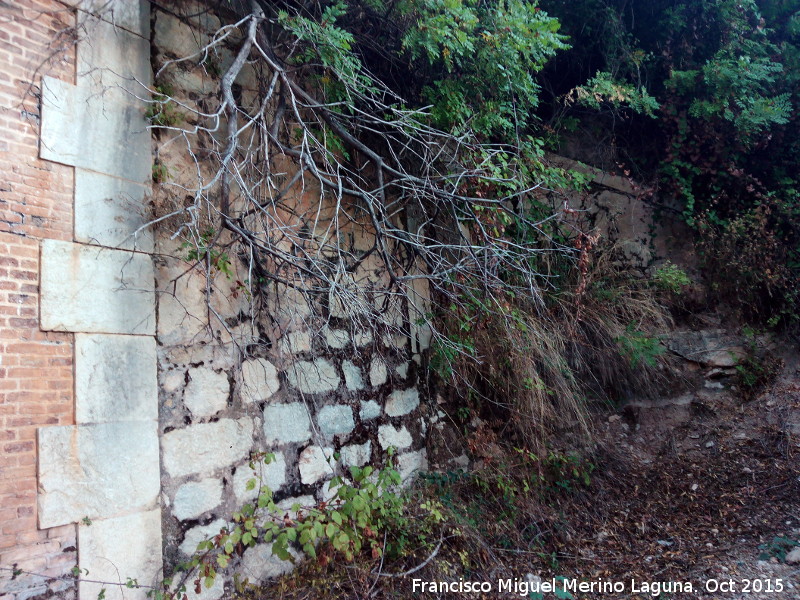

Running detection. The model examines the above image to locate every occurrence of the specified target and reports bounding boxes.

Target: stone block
[263,403,311,444]
[78,14,152,99]
[353,330,373,347]
[397,451,428,483]
[342,360,364,391]
[395,362,409,379]
[75,169,153,252]
[279,330,311,354]
[276,495,316,520]
[184,367,229,417]
[154,10,209,59]
[40,240,155,335]
[369,358,388,387]
[40,77,151,184]
[179,519,227,556]
[66,0,150,38]
[232,453,286,503]
[240,543,297,584]
[156,263,210,346]
[385,388,419,417]
[38,422,160,528]
[75,334,157,424]
[172,478,223,521]
[359,400,381,421]
[161,418,254,478]
[324,327,349,349]
[341,441,371,467]
[317,405,355,437]
[298,446,335,484]
[78,509,162,600]
[286,359,340,394]
[185,575,225,600]
[240,358,280,402]
[377,425,412,451]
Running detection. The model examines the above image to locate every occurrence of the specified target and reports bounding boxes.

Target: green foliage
[652,261,691,295]
[400,0,569,137]
[758,535,799,562]
[181,229,233,279]
[615,323,664,369]
[146,84,183,128]
[568,70,659,116]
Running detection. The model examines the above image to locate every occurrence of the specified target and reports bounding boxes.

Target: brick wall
[0,2,77,598]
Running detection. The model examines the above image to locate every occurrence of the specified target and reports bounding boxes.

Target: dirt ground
[546,350,800,599]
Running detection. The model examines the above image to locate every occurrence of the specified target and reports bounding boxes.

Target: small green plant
[757,536,799,562]
[616,323,665,368]
[81,516,92,526]
[145,84,183,128]
[181,229,233,279]
[653,261,691,295]
[152,162,170,184]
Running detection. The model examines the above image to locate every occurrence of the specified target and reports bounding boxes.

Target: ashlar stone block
[40,240,155,335]
[78,509,163,600]
[38,422,160,528]
[75,169,153,252]
[75,333,157,424]
[161,418,254,478]
[40,76,151,184]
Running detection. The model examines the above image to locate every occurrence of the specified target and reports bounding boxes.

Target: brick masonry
[0,2,78,599]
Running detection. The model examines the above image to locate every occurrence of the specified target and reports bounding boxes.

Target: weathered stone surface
[378,425,412,450]
[385,388,420,417]
[286,359,340,394]
[184,367,229,417]
[263,403,311,444]
[359,400,381,421]
[397,450,428,482]
[75,169,153,252]
[179,519,227,556]
[785,547,800,564]
[298,446,335,484]
[369,358,388,387]
[38,422,160,528]
[161,418,254,478]
[341,441,371,467]
[342,360,364,391]
[276,495,316,520]
[667,330,746,367]
[240,357,280,402]
[324,327,350,348]
[172,478,223,521]
[395,362,409,379]
[240,543,298,583]
[279,330,311,354]
[78,14,151,98]
[156,263,212,346]
[40,240,155,334]
[40,76,151,183]
[232,453,287,502]
[75,334,157,424]
[78,509,162,600]
[185,575,225,600]
[66,0,149,38]
[353,330,373,347]
[317,405,355,437]
[154,10,208,59]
